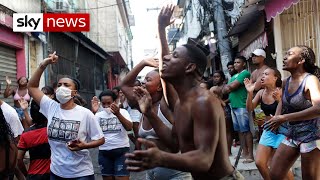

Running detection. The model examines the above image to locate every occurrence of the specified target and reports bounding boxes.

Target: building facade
[0,0,44,105]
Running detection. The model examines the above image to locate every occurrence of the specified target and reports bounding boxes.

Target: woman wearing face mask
[28,52,105,180]
[92,90,132,180]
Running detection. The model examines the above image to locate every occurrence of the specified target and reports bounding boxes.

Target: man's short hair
[227,61,234,67]
[99,90,117,101]
[235,56,247,63]
[182,44,207,76]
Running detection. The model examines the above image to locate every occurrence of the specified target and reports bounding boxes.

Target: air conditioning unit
[53,0,68,12]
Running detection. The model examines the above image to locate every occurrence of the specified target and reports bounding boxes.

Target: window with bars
[280,0,320,64]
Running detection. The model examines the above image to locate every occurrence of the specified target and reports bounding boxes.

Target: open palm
[5,76,11,85]
[18,98,29,110]
[244,78,255,92]
[91,96,100,113]
[133,87,152,114]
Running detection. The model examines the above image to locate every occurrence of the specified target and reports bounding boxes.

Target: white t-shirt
[39,95,104,178]
[95,108,132,150]
[1,101,24,138]
[127,106,142,123]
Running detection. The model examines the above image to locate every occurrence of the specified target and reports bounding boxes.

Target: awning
[240,32,268,59]
[226,2,265,37]
[265,0,300,22]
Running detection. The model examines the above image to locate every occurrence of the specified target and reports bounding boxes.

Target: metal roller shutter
[0,45,17,106]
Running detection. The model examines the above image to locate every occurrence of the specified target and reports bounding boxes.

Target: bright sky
[129,0,176,78]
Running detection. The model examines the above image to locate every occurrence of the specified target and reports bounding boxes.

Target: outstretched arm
[126,95,221,173]
[28,52,58,105]
[120,58,158,110]
[158,5,178,111]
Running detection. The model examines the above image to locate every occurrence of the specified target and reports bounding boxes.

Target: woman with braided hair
[264,45,320,179]
[0,107,18,180]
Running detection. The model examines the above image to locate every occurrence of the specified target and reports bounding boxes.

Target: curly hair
[296,45,320,79]
[0,107,14,147]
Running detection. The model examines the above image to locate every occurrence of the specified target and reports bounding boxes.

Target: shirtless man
[250,49,268,91]
[250,49,269,139]
[125,5,243,180]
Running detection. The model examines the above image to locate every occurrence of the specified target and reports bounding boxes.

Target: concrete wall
[87,0,131,64]
[176,0,201,46]
[0,0,41,13]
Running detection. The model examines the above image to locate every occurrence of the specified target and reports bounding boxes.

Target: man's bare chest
[174,106,193,143]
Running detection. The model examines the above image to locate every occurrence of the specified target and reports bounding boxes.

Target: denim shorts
[231,108,250,133]
[98,147,130,176]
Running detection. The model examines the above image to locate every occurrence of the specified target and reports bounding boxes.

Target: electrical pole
[213,0,232,76]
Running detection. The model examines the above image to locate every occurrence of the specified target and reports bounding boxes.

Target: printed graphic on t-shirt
[48,117,80,142]
[99,117,121,133]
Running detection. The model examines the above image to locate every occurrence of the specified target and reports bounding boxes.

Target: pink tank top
[13,88,31,101]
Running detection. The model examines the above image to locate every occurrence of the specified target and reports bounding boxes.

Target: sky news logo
[13,13,90,32]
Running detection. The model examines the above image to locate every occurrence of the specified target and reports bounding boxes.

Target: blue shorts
[259,130,285,148]
[98,147,130,176]
[231,108,250,133]
[13,106,25,120]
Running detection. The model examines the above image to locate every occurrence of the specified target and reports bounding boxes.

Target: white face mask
[103,107,112,115]
[55,86,73,104]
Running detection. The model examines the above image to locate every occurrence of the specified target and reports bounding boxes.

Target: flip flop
[243,158,254,164]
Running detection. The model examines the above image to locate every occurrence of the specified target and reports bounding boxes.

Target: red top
[18,125,51,175]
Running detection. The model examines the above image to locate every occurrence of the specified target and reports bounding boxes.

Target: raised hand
[18,98,29,111]
[158,4,175,28]
[91,96,100,114]
[244,78,255,92]
[272,87,282,102]
[110,103,120,115]
[125,138,162,172]
[143,57,159,68]
[43,51,58,65]
[133,86,152,114]
[5,76,11,85]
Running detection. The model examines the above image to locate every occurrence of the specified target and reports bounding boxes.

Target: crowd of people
[0,4,320,180]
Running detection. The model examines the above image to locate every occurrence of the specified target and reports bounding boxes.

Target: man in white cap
[250,49,269,142]
[251,49,268,92]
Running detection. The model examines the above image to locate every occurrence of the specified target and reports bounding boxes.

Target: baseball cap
[252,49,266,58]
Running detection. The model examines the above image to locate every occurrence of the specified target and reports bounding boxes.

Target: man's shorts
[98,147,130,176]
[231,108,250,133]
[282,137,320,153]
